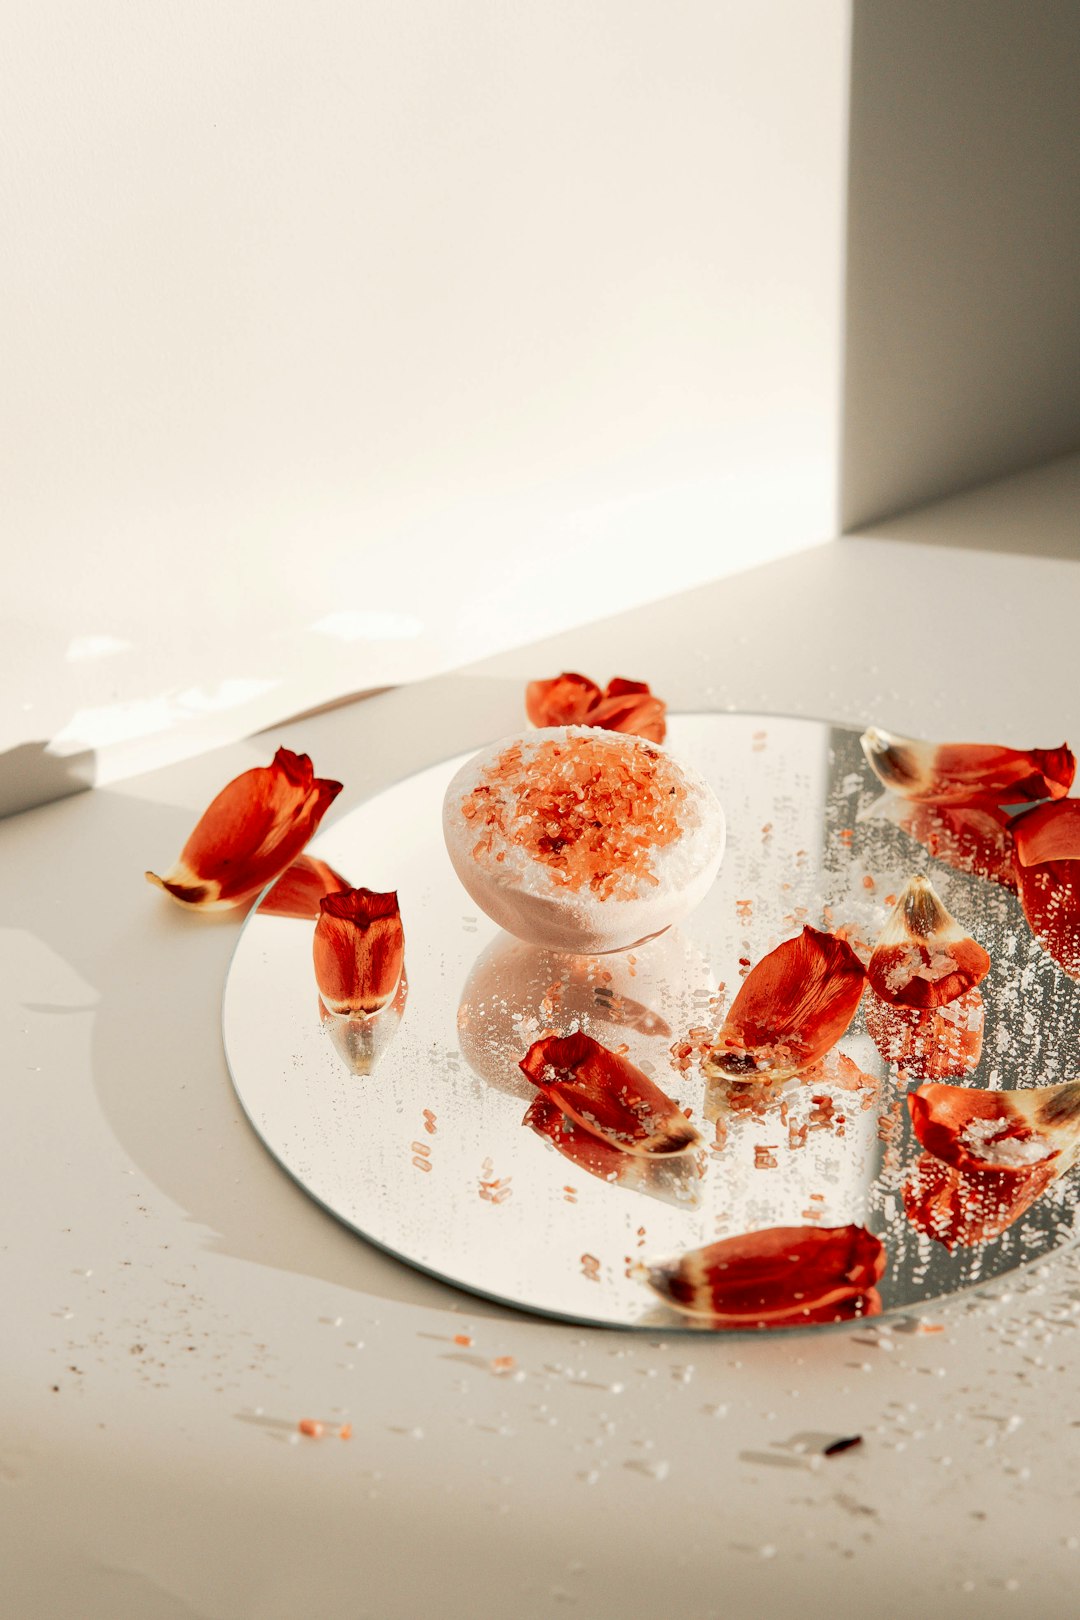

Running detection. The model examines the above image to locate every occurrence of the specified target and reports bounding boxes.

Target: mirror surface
[222,715,1080,1329]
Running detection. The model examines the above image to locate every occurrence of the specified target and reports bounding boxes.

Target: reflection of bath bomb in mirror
[442,727,725,953]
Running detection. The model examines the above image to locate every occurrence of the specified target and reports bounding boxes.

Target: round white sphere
[442,727,725,953]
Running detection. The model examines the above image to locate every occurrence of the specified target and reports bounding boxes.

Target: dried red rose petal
[146,748,342,910]
[703,926,866,1083]
[313,888,405,1015]
[908,1079,1080,1176]
[867,877,990,1010]
[901,1151,1057,1250]
[260,854,351,918]
[526,672,602,728]
[860,727,1074,807]
[864,987,984,1080]
[874,796,1017,888]
[646,1224,886,1326]
[523,1094,702,1207]
[519,1031,700,1156]
[1012,799,1080,867]
[526,672,667,743]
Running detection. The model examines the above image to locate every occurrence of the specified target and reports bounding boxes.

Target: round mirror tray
[222,714,1080,1332]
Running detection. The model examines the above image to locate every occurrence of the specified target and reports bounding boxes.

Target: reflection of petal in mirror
[520,1031,701,1157]
[867,876,990,1010]
[865,988,984,1080]
[1011,803,1080,982]
[1016,862,1080,981]
[456,929,715,1098]
[861,793,1017,888]
[260,854,351,918]
[644,1224,886,1329]
[637,1291,882,1332]
[319,974,408,1077]
[908,1078,1080,1175]
[902,1151,1057,1251]
[703,1047,879,1130]
[703,926,865,1083]
[523,1094,704,1209]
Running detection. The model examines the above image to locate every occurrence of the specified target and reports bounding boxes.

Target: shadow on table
[4,677,524,1320]
[0,739,96,819]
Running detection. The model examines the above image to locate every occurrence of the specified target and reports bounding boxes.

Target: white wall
[1,1,849,805]
[842,0,1080,531]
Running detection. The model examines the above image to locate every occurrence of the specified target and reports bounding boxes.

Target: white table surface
[4,463,1080,1619]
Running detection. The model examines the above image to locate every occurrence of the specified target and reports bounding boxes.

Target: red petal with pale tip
[313,888,405,1014]
[864,988,983,1080]
[519,1031,700,1157]
[703,926,866,1082]
[901,1152,1056,1250]
[861,727,1074,807]
[146,748,342,911]
[646,1224,886,1326]
[525,672,667,743]
[260,854,351,918]
[867,877,990,1010]
[1016,860,1080,980]
[1011,799,1080,867]
[908,1080,1080,1175]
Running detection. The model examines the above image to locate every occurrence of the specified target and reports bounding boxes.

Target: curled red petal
[864,987,984,1080]
[879,797,1017,888]
[260,854,351,918]
[524,672,667,743]
[703,926,866,1082]
[146,748,343,910]
[519,1031,700,1157]
[1012,799,1080,867]
[861,727,1074,807]
[525,673,602,729]
[867,877,990,1010]
[646,1224,886,1326]
[589,679,667,744]
[313,888,405,1014]
[907,1080,1080,1175]
[1016,860,1080,980]
[901,1151,1057,1250]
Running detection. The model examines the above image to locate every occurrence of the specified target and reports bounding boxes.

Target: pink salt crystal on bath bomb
[442,728,725,953]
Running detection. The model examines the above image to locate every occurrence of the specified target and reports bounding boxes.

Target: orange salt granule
[460,736,689,903]
[453,1333,473,1347]
[298,1419,325,1438]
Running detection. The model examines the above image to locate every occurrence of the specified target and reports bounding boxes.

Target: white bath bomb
[442,727,725,953]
